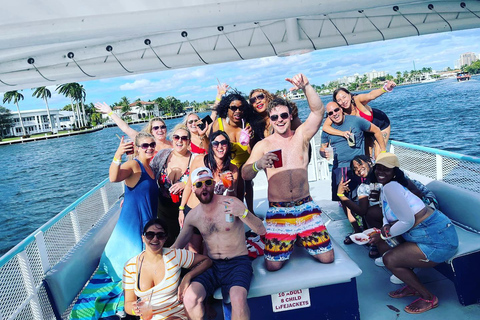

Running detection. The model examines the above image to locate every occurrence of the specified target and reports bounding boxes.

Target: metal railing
[0,139,479,320]
[0,179,124,320]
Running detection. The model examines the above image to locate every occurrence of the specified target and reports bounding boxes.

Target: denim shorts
[402,209,458,263]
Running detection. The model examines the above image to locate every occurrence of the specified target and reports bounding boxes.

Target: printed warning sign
[271,288,311,312]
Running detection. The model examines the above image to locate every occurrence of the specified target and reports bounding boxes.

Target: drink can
[225,213,234,223]
[385,236,400,248]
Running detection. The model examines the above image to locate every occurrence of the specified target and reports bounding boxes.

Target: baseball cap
[191,167,214,184]
[375,152,400,168]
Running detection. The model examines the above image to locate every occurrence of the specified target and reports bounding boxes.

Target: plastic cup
[325,147,334,161]
[368,183,381,202]
[220,171,232,189]
[124,138,134,155]
[170,193,180,203]
[347,133,355,147]
[271,149,283,168]
[137,297,153,320]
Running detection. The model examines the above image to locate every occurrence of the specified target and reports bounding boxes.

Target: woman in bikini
[150,124,196,246]
[323,81,395,158]
[124,218,211,320]
[184,112,210,154]
[95,102,172,153]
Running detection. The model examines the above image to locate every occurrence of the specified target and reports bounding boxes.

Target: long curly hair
[216,92,251,121]
[204,131,233,173]
[249,88,275,108]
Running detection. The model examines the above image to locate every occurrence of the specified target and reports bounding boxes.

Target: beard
[195,188,214,204]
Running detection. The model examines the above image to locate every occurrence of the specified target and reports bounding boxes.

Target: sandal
[388,285,419,298]
[368,245,380,259]
[344,234,354,245]
[404,296,438,314]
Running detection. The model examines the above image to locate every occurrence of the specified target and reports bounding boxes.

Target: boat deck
[210,174,480,320]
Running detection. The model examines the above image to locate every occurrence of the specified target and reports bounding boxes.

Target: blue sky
[2,28,480,112]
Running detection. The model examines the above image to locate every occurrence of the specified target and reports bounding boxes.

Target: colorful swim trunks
[264,195,333,261]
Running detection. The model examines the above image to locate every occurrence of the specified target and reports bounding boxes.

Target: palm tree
[74,84,87,127]
[32,86,55,133]
[56,83,79,128]
[3,90,26,136]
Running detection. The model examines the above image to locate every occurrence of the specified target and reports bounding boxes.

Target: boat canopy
[1,0,480,90]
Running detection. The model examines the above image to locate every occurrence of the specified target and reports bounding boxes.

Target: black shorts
[192,255,253,298]
[372,108,390,131]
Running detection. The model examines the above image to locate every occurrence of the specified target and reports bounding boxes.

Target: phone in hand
[197,115,213,130]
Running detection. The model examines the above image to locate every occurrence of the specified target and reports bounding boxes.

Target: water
[0,77,479,255]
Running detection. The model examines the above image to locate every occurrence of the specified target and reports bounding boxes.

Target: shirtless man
[242,73,334,272]
[172,167,266,320]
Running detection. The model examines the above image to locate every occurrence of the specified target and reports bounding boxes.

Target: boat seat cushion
[214,239,362,300]
[43,204,121,316]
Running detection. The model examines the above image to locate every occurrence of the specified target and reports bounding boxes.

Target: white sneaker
[375,257,385,267]
[390,274,404,284]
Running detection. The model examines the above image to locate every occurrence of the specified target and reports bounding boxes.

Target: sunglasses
[249,93,265,104]
[138,142,156,149]
[152,125,167,130]
[270,112,290,122]
[212,140,229,148]
[173,135,189,141]
[187,119,199,125]
[194,179,214,188]
[229,106,244,112]
[327,108,341,116]
[144,231,167,240]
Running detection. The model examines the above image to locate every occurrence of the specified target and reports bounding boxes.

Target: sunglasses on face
[152,125,167,131]
[212,140,229,148]
[194,179,214,188]
[249,93,265,104]
[269,112,290,122]
[229,106,244,112]
[144,231,167,240]
[327,108,341,116]
[187,119,199,125]
[173,135,189,141]
[138,142,156,149]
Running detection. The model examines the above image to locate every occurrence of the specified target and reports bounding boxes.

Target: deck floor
[210,175,480,320]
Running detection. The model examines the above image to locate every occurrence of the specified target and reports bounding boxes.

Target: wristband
[382,83,393,93]
[337,193,346,198]
[108,111,114,117]
[227,188,235,192]
[380,150,386,153]
[179,206,185,210]
[380,233,387,240]
[215,97,221,102]
[131,308,136,316]
[252,162,259,173]
[112,156,121,165]
[241,209,248,219]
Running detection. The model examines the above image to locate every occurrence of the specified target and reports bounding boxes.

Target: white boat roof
[1,0,480,91]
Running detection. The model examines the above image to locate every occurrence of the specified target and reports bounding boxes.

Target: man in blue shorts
[320,102,385,237]
[172,167,266,320]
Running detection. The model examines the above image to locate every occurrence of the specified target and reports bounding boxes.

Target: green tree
[2,91,26,136]
[466,60,480,74]
[0,106,15,139]
[32,86,55,133]
[57,83,80,128]
[74,84,87,127]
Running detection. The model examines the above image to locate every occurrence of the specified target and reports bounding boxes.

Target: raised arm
[109,137,135,182]
[95,102,138,140]
[356,80,396,105]
[242,141,278,181]
[286,74,325,141]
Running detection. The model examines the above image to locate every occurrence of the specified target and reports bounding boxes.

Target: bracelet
[382,83,393,93]
[241,209,248,219]
[112,156,121,165]
[179,206,185,210]
[380,150,386,153]
[131,308,136,316]
[252,162,259,173]
[337,193,346,198]
[227,188,235,192]
[215,97,221,101]
[380,233,387,240]
[108,111,114,117]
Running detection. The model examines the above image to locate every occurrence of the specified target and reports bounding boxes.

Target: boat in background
[457,72,472,81]
[285,90,306,100]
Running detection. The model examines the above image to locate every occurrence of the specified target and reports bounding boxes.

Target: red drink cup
[220,171,232,189]
[124,138,134,155]
[170,193,180,203]
[271,149,283,168]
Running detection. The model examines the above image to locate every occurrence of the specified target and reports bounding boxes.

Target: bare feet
[404,296,438,314]
[388,285,419,299]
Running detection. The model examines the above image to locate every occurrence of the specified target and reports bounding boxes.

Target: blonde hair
[183,112,200,126]
[143,117,166,134]
[135,132,155,146]
[169,123,191,140]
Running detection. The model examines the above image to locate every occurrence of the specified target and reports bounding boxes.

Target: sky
[1,28,480,112]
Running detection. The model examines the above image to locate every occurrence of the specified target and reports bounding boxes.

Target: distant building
[5,109,75,137]
[336,70,386,85]
[102,101,160,122]
[455,52,478,68]
[365,70,386,81]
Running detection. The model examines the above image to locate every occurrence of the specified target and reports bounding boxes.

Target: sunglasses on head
[212,140,229,148]
[173,135,189,141]
[327,108,341,116]
[249,93,265,104]
[144,231,167,240]
[194,179,214,188]
[269,112,290,122]
[138,142,156,149]
[152,125,167,130]
[187,119,199,125]
[229,106,244,112]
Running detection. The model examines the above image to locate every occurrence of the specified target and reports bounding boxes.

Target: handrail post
[17,251,44,320]
[70,209,82,243]
[34,231,51,274]
[436,154,443,180]
[100,186,110,214]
